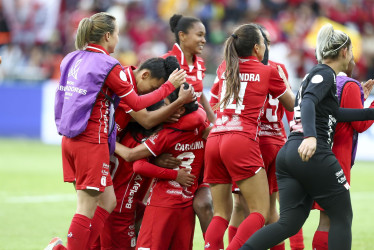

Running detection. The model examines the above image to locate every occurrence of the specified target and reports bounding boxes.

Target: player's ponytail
[220,24,261,109]
[75,12,116,50]
[169,14,201,44]
[316,23,351,63]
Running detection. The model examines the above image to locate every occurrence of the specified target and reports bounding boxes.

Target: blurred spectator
[0,0,374,85]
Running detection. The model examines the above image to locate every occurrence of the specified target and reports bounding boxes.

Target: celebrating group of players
[46,10,374,250]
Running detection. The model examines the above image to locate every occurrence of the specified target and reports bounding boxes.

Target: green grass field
[1,138,374,249]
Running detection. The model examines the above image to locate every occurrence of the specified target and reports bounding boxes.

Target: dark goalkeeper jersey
[290,64,339,147]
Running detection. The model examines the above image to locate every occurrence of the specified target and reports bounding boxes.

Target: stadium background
[1,0,374,159]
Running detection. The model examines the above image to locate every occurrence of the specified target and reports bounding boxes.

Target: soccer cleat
[44,237,63,250]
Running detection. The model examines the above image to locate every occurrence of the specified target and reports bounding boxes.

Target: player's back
[212,57,286,140]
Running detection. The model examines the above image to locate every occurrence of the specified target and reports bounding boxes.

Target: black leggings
[240,139,353,250]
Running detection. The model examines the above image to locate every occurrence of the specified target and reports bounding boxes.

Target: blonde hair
[75,12,116,50]
[219,24,260,109]
[316,23,351,63]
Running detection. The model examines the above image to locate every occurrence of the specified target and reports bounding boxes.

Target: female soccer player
[241,24,374,250]
[203,23,294,250]
[312,55,374,250]
[100,100,195,250]
[226,27,304,250]
[96,56,193,250]
[163,13,214,238]
[46,12,192,250]
[115,83,208,250]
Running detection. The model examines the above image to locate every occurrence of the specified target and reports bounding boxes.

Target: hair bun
[164,56,180,76]
[169,14,183,33]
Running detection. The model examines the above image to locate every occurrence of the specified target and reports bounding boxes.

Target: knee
[193,197,213,216]
[98,195,117,213]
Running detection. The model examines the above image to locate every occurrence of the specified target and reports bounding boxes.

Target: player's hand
[164,113,180,123]
[154,153,182,169]
[168,69,187,88]
[277,65,290,89]
[176,168,195,187]
[178,83,196,104]
[114,142,131,162]
[362,79,374,100]
[298,137,317,162]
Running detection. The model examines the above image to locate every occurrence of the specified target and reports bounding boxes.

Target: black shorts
[276,137,349,200]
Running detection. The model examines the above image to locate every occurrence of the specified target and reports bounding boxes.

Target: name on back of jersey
[240,73,260,82]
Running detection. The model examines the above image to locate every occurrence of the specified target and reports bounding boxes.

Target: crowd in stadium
[1,0,374,83]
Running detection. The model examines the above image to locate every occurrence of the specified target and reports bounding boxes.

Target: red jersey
[333,77,374,182]
[75,44,176,144]
[162,43,206,101]
[114,66,138,133]
[209,62,224,110]
[211,57,287,141]
[110,132,152,213]
[259,60,292,145]
[143,107,208,208]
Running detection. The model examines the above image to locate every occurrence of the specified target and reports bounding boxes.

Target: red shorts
[100,210,137,250]
[204,133,264,183]
[62,137,112,192]
[260,143,283,194]
[231,143,282,194]
[136,205,195,250]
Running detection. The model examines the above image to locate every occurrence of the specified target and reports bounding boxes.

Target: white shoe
[44,237,63,250]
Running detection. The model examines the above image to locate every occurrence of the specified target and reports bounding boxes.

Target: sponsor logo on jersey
[148,134,158,145]
[311,74,323,84]
[120,70,127,82]
[125,175,143,209]
[67,232,73,238]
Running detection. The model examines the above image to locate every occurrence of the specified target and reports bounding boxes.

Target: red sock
[204,216,229,249]
[271,242,285,250]
[227,212,265,250]
[86,206,110,249]
[228,225,238,243]
[290,228,305,250]
[312,230,328,250]
[66,214,91,250]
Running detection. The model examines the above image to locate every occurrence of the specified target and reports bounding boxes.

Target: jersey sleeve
[106,65,175,112]
[303,68,335,104]
[209,78,220,109]
[268,67,287,99]
[143,130,169,157]
[342,82,374,132]
[133,158,178,180]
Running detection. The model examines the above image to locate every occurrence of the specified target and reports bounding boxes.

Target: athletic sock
[228,225,238,243]
[290,228,305,250]
[66,213,91,250]
[312,230,328,250]
[271,242,285,250]
[86,206,110,249]
[204,216,229,249]
[227,212,265,250]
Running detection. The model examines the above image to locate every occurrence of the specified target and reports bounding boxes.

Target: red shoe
[44,237,63,250]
